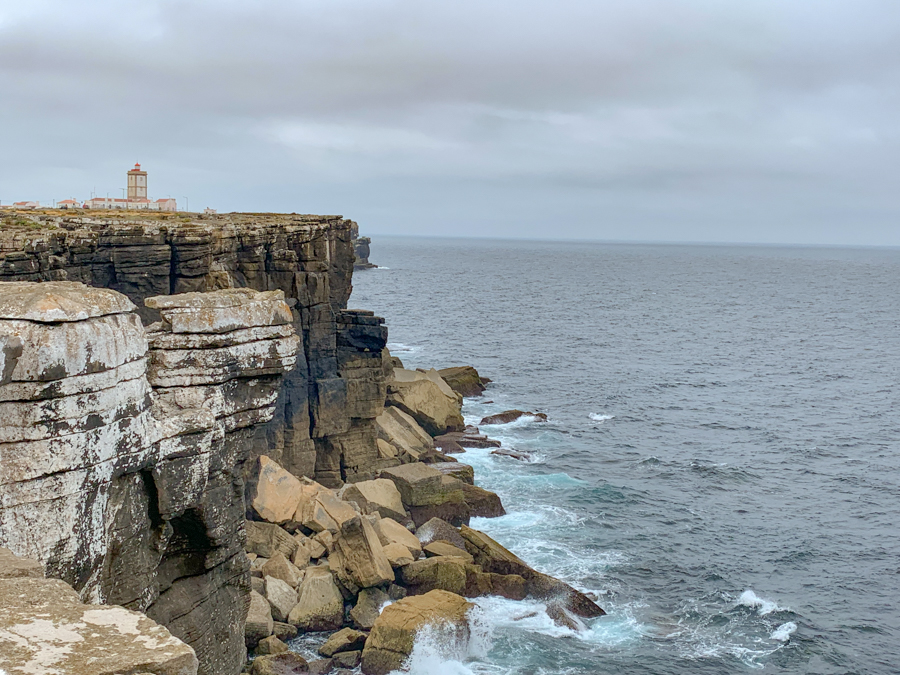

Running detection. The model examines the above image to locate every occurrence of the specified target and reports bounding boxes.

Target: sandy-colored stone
[246,521,300,559]
[251,455,306,524]
[288,566,344,631]
[0,547,43,578]
[331,515,394,590]
[265,576,299,623]
[246,590,275,648]
[387,368,464,436]
[360,590,472,675]
[339,478,407,522]
[380,463,444,507]
[146,288,293,334]
[399,556,468,595]
[375,406,433,461]
[318,627,367,657]
[424,541,474,564]
[373,517,422,558]
[256,635,290,655]
[261,553,303,588]
[383,542,415,568]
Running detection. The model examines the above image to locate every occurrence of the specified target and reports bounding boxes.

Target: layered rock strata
[0,282,300,675]
[0,213,390,490]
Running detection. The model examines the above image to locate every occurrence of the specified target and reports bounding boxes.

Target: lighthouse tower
[127,162,148,201]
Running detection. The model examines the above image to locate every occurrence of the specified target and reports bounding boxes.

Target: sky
[1,0,899,245]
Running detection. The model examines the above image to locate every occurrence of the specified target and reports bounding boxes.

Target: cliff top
[0,209,348,235]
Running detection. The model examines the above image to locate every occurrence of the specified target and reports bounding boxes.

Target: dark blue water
[349,237,900,675]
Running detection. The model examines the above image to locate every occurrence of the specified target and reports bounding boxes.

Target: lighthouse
[127,162,148,201]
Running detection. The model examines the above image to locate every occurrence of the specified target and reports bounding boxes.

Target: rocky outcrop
[0,282,300,675]
[0,548,199,675]
[387,368,464,436]
[350,221,376,270]
[361,590,472,675]
[437,366,489,398]
[0,213,391,491]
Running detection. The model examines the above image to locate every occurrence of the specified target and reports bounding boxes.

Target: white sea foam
[770,622,797,641]
[390,606,492,675]
[737,590,786,616]
[387,342,417,353]
[589,413,615,422]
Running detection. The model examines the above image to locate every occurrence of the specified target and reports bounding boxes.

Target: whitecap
[737,589,787,616]
[770,622,797,641]
[589,413,615,423]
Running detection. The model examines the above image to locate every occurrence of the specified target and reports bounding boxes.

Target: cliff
[0,212,392,675]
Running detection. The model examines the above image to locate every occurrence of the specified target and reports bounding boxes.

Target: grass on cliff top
[0,215,57,231]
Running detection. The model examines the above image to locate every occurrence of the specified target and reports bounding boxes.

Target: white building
[82,164,178,212]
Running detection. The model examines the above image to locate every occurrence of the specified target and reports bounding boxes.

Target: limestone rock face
[386,368,464,436]
[361,590,472,675]
[399,557,468,595]
[0,550,198,675]
[0,282,304,675]
[374,518,423,559]
[251,455,307,524]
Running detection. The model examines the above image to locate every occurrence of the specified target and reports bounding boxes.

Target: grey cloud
[1,0,900,244]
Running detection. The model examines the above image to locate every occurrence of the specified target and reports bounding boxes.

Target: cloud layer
[2,0,899,244]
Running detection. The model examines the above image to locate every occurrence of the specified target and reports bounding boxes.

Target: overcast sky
[1,1,899,245]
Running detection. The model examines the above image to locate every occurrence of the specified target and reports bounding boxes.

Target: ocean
[348,236,900,675]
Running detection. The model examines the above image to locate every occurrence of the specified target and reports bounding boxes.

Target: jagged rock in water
[479,409,548,425]
[361,590,472,675]
[460,525,605,618]
[437,365,488,398]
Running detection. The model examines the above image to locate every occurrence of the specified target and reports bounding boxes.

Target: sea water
[348,237,900,674]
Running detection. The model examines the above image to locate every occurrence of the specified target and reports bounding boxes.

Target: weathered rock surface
[330,515,394,591]
[318,627,368,657]
[361,590,472,675]
[0,550,199,675]
[246,590,275,648]
[399,557,468,595]
[338,478,407,523]
[479,409,548,425]
[249,652,309,675]
[460,526,605,618]
[288,566,344,631]
[350,587,391,630]
[374,405,433,463]
[386,368,464,436]
[437,366,488,398]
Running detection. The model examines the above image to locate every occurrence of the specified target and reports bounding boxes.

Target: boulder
[250,652,310,675]
[332,651,362,669]
[463,568,527,601]
[247,521,300,559]
[459,526,605,618]
[415,517,467,551]
[350,587,391,630]
[379,463,443,507]
[436,366,487,398]
[460,483,506,518]
[373,518,422,558]
[330,515,394,590]
[407,490,470,528]
[424,541,474,564]
[383,542,415,568]
[262,553,303,588]
[293,482,339,534]
[288,566,344,631]
[257,635,290,655]
[417,448,458,464]
[273,622,298,642]
[429,462,475,485]
[316,490,360,529]
[297,534,326,559]
[375,406,433,461]
[318,627,368,657]
[338,479,407,523]
[246,590,275,648]
[399,557,467,595]
[386,368,464,436]
[251,455,305,524]
[307,659,334,675]
[479,410,547,425]
[361,590,472,675]
[265,576,299,623]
